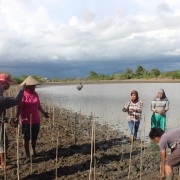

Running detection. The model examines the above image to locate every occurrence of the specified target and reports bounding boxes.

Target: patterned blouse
[124,100,143,121]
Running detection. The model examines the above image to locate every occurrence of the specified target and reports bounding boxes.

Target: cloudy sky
[0,0,180,78]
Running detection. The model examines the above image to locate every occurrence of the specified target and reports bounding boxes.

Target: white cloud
[0,0,180,67]
[156,3,172,13]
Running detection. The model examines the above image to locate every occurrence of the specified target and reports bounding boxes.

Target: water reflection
[37,83,180,138]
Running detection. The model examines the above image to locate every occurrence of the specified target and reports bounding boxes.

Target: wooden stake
[16,124,20,180]
[55,131,59,180]
[143,115,146,155]
[140,135,143,180]
[128,117,136,179]
[89,122,94,180]
[3,123,7,180]
[93,116,96,180]
[30,114,33,175]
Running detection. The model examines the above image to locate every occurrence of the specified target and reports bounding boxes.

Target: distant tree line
[1,65,180,84]
[86,65,180,81]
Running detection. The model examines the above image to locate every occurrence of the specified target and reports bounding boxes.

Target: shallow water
[37,83,180,138]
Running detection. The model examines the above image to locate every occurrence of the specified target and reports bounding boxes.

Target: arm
[160,149,166,178]
[38,104,46,115]
[151,100,156,112]
[151,100,163,114]
[3,86,25,109]
[16,102,24,118]
[135,101,143,113]
[134,101,143,118]
[122,101,130,112]
[38,104,50,118]
[164,100,169,112]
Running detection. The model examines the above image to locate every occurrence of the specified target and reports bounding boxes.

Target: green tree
[20,75,28,82]
[123,68,134,79]
[11,77,22,84]
[135,65,145,78]
[51,77,60,82]
[98,73,105,80]
[109,74,115,80]
[0,71,11,76]
[89,71,98,79]
[114,74,125,80]
[142,69,150,78]
[151,68,161,78]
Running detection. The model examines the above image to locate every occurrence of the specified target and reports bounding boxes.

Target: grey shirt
[0,86,24,121]
[159,128,180,151]
[151,99,169,114]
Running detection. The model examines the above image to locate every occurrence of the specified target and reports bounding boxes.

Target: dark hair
[149,127,164,139]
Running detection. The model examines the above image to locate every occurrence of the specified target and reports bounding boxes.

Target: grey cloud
[1,57,180,78]
[1,0,180,76]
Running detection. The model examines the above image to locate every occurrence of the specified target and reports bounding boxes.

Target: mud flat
[1,106,179,180]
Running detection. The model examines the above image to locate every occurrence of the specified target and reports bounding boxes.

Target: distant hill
[110,70,124,74]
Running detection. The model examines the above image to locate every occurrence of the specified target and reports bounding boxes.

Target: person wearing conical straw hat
[16,76,50,158]
[0,73,26,169]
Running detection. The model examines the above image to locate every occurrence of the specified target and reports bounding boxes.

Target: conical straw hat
[20,76,40,86]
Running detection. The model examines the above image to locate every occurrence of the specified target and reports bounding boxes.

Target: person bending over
[149,127,180,180]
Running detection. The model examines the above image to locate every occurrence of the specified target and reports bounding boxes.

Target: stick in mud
[143,114,146,155]
[93,115,96,180]
[53,105,55,128]
[16,124,20,180]
[30,114,33,175]
[128,118,136,179]
[3,122,7,180]
[140,132,143,180]
[74,116,77,145]
[89,112,93,140]
[55,131,59,180]
[89,121,94,180]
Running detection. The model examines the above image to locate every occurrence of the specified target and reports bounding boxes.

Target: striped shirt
[124,100,143,121]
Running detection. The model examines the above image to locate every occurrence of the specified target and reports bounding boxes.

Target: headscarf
[131,90,139,103]
[153,88,168,101]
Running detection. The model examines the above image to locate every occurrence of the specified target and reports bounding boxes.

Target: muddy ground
[1,107,179,180]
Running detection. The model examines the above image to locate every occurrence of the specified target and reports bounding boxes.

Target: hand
[155,110,161,114]
[161,110,165,114]
[122,108,128,112]
[10,118,19,128]
[44,112,50,118]
[22,83,26,90]
[158,110,165,115]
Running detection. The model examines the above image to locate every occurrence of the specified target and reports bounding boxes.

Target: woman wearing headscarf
[122,90,143,141]
[151,89,169,131]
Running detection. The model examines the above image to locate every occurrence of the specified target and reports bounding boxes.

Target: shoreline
[41,79,180,86]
